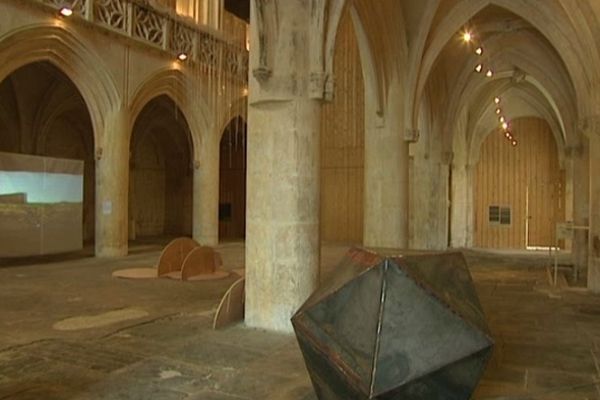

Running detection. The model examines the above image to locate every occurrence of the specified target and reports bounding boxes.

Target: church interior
[1,0,600,398]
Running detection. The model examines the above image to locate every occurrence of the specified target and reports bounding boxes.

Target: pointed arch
[0,24,121,148]
[129,68,212,163]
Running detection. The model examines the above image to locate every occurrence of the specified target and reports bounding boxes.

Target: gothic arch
[129,68,212,163]
[408,0,595,131]
[0,24,120,148]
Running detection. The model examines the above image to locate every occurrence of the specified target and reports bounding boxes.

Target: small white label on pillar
[102,200,112,215]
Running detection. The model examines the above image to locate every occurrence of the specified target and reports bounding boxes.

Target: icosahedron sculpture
[291,248,494,400]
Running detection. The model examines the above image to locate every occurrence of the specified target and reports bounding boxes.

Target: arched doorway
[473,117,565,249]
[219,117,247,241]
[129,95,193,240]
[0,61,95,243]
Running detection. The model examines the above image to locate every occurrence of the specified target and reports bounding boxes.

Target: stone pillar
[450,163,475,248]
[95,108,129,257]
[588,134,600,291]
[245,0,322,332]
[193,132,219,246]
[363,81,409,249]
[569,142,589,276]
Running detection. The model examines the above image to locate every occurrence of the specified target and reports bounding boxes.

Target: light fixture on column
[59,6,73,16]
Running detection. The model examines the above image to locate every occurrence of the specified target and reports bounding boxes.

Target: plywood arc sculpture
[292,247,494,400]
[113,237,229,281]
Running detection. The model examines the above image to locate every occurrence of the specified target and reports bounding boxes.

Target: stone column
[363,80,409,249]
[245,0,322,332]
[193,132,219,246]
[588,134,600,291]
[569,142,589,276]
[95,107,129,257]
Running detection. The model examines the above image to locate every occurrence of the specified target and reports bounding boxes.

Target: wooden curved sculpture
[181,246,230,281]
[156,237,199,278]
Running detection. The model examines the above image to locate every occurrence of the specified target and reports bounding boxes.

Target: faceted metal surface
[291,248,494,400]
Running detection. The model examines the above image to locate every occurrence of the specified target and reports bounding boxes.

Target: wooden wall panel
[219,127,246,240]
[474,117,565,249]
[320,9,364,243]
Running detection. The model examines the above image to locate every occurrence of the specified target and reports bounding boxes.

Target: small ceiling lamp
[475,64,483,73]
[512,140,518,146]
[504,131,511,138]
[495,108,501,115]
[494,97,501,104]
[502,122,509,130]
[177,52,188,61]
[475,47,483,56]
[499,116,505,123]
[59,6,73,16]
[486,69,493,78]
[462,31,473,43]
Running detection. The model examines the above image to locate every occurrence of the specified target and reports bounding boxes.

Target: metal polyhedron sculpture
[291,248,494,399]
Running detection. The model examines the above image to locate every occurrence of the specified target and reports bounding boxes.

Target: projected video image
[0,171,83,204]
[0,152,84,257]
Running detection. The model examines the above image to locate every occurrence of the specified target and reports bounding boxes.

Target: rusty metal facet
[291,248,494,400]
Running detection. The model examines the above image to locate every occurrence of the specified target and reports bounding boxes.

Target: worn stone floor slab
[0,241,599,399]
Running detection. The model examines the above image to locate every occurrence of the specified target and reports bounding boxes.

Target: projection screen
[0,152,84,257]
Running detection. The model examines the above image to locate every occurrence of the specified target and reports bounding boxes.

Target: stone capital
[441,151,454,166]
[404,128,420,143]
[565,144,584,159]
[578,115,600,138]
[308,72,326,100]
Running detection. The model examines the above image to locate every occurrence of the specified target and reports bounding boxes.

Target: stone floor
[0,241,599,399]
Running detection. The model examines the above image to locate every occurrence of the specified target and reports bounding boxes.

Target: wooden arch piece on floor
[181,246,230,281]
[157,237,200,278]
[213,277,245,330]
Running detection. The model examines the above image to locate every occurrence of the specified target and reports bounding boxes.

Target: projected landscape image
[0,152,84,257]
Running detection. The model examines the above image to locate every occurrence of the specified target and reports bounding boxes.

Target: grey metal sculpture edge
[291,247,494,400]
